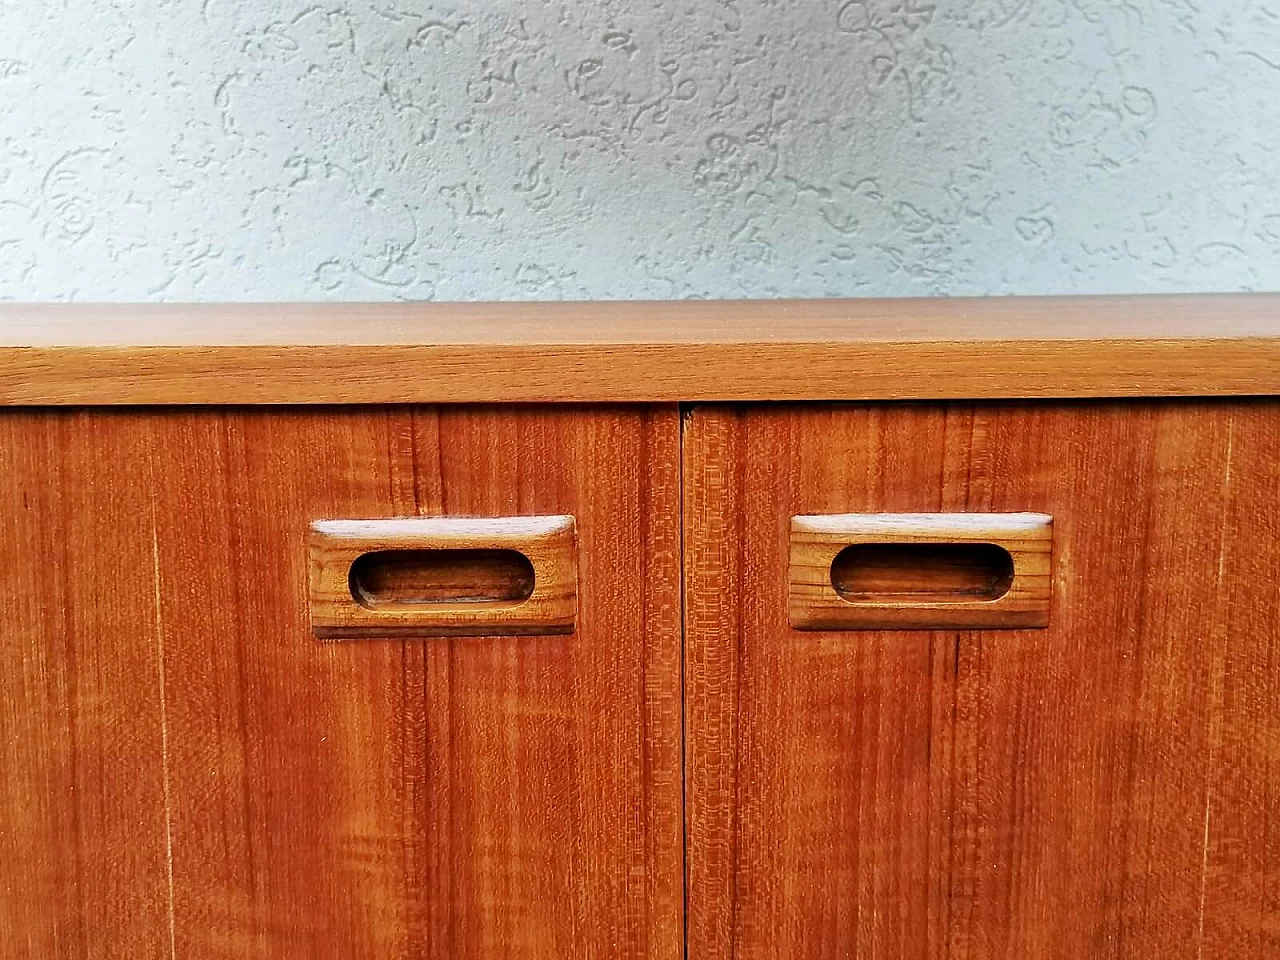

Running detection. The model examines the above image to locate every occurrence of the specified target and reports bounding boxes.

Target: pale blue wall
[2,1,1277,300]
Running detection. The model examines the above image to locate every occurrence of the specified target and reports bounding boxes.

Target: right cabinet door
[683,401,1280,959]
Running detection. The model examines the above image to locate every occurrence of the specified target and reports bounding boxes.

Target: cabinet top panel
[2,295,1278,404]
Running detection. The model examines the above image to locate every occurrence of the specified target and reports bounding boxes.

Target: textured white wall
[1,1,1278,302]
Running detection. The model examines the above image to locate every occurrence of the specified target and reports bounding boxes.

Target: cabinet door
[683,402,1280,959]
[0,406,683,960]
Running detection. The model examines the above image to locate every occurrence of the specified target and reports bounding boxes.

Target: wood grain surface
[0,405,683,959]
[683,400,1280,959]
[2,295,1279,404]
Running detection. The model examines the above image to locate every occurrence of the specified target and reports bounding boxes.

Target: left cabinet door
[0,406,684,960]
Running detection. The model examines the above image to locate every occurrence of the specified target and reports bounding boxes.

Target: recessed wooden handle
[789,513,1052,630]
[308,516,576,638]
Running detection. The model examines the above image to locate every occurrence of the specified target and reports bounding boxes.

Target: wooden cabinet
[0,406,683,959]
[2,298,1279,958]
[683,402,1280,959]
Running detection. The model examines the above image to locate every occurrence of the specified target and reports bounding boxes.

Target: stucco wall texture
[1,1,1278,302]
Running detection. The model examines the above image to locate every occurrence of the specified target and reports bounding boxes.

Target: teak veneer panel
[2,294,1279,404]
[0,405,683,959]
[683,400,1280,959]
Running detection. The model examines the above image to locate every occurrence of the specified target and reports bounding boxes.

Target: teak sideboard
[1,296,1278,959]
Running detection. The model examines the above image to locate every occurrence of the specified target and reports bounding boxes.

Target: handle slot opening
[831,542,1014,604]
[349,548,536,610]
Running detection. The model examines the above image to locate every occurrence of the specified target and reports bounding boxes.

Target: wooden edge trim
[2,295,1279,404]
[308,515,577,638]
[2,338,1278,404]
